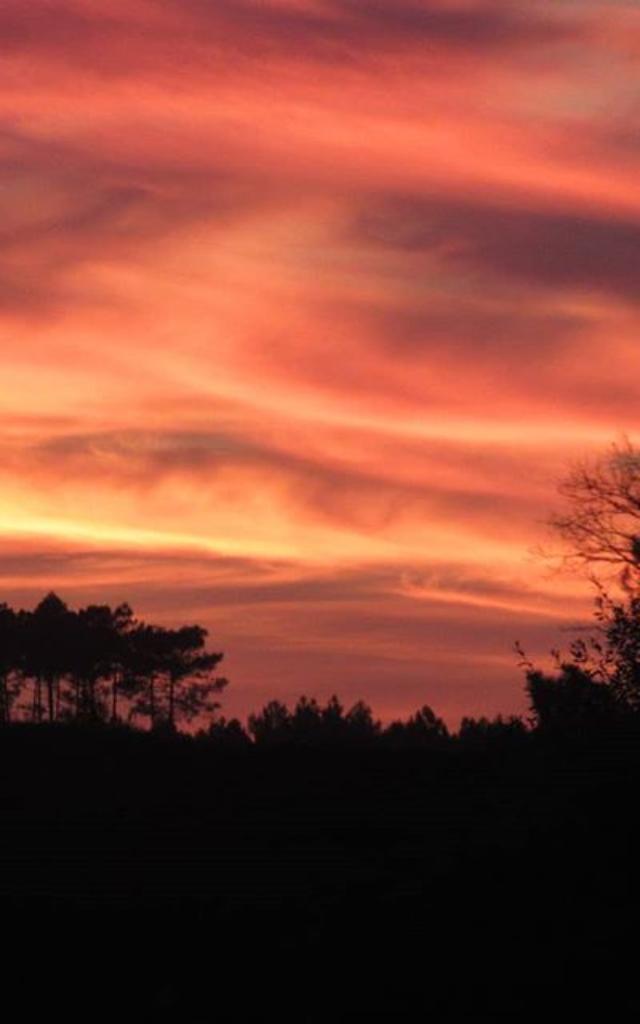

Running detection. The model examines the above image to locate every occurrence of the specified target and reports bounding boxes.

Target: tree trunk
[47,675,54,722]
[33,678,42,722]
[149,677,155,729]
[3,676,10,724]
[111,673,118,722]
[168,674,175,730]
[0,674,7,723]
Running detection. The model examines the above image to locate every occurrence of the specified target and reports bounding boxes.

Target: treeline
[205,698,528,751]
[0,592,532,750]
[0,593,226,730]
[0,592,529,748]
[5,581,640,750]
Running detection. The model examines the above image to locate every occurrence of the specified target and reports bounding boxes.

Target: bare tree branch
[547,437,640,590]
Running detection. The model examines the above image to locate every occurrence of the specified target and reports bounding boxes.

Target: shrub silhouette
[525,665,619,734]
[518,585,640,732]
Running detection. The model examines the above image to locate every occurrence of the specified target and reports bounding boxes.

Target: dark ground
[1,724,638,1020]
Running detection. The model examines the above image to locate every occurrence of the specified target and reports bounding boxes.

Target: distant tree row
[0,593,227,731]
[202,697,527,751]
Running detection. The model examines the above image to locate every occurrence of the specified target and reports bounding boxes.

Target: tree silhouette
[22,593,75,722]
[200,716,251,750]
[518,580,640,728]
[106,603,137,722]
[383,705,448,749]
[524,663,618,733]
[71,603,133,721]
[343,700,381,743]
[520,439,640,730]
[549,437,640,589]
[290,695,325,745]
[160,625,226,731]
[126,623,162,727]
[589,588,640,712]
[0,593,227,732]
[127,623,226,731]
[248,700,292,746]
[320,694,346,741]
[457,715,527,752]
[248,695,381,747]
[0,604,19,723]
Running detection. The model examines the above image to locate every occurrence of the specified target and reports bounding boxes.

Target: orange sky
[1,0,639,722]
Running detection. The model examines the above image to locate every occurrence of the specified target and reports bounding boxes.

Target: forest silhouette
[2,589,640,1019]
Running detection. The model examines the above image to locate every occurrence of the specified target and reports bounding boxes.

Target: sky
[1,0,640,723]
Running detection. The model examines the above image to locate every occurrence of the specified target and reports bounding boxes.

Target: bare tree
[549,437,640,589]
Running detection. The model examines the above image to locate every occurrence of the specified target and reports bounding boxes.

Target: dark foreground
[1,725,638,1020]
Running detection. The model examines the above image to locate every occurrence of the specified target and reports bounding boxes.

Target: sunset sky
[1,0,639,722]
